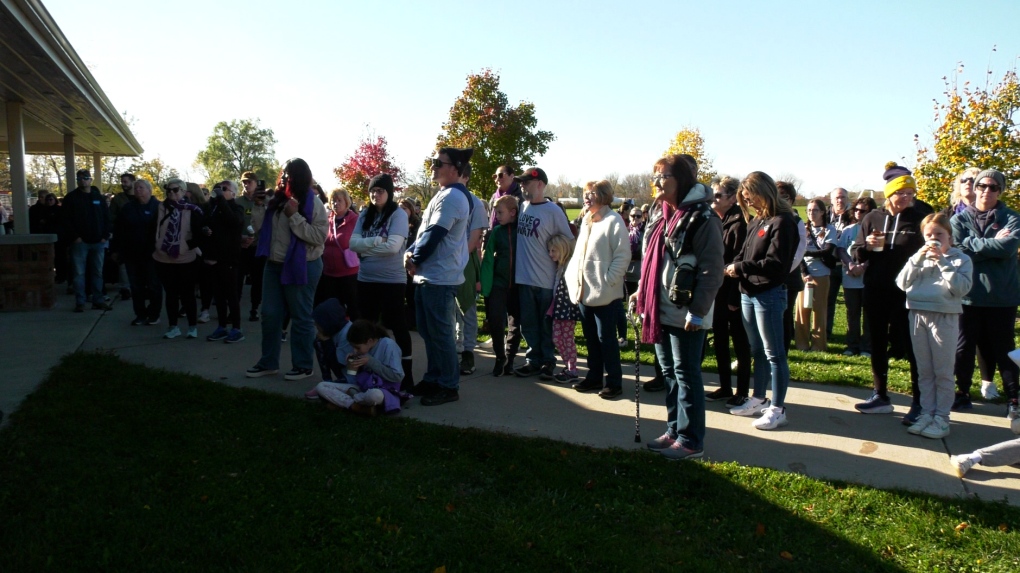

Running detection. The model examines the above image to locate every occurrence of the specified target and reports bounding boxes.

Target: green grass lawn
[1,352,1019,571]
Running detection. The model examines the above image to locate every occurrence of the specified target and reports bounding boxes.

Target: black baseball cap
[514,167,547,185]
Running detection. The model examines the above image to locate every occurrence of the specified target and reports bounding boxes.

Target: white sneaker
[752,405,788,430]
[980,380,1000,400]
[730,396,770,417]
[842,349,855,356]
[1008,403,1020,435]
[907,413,934,436]
[920,415,950,439]
[730,360,739,370]
[163,326,182,339]
[197,310,211,324]
[950,454,975,477]
[186,327,198,339]
[1009,348,1020,368]
[860,352,871,358]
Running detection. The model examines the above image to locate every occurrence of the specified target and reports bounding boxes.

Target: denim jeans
[741,284,790,407]
[519,285,555,366]
[70,241,106,305]
[654,324,707,450]
[416,283,459,389]
[579,299,625,389]
[258,258,322,371]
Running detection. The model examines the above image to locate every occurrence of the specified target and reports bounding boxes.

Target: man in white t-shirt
[512,167,573,379]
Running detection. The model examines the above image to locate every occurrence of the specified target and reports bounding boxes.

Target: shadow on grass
[1,353,1018,571]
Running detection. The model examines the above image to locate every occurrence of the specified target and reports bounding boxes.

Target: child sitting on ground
[481,195,521,376]
[309,299,354,392]
[547,234,581,383]
[895,213,973,439]
[313,320,406,415]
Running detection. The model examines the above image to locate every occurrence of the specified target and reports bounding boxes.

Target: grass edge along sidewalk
[1,352,1019,572]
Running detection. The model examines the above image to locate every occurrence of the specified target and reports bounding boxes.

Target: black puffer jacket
[200,196,245,264]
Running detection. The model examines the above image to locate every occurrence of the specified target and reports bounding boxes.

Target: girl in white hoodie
[895,213,973,439]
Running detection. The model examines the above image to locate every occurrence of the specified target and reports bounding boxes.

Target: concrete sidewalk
[2,293,1019,506]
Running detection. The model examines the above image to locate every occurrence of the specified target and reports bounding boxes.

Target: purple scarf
[160,200,203,259]
[256,192,316,285]
[636,203,685,344]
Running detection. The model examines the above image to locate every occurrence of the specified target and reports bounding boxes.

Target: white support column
[5,100,29,234]
[93,152,102,192]
[63,134,75,194]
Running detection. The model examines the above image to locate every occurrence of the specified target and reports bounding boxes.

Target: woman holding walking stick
[633,154,724,460]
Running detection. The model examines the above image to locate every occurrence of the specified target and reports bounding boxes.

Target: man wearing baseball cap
[237,171,267,321]
[61,169,113,312]
[512,167,573,379]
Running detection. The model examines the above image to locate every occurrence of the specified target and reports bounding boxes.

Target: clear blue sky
[45,0,1020,197]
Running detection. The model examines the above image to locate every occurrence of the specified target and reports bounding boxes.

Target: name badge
[93,200,101,205]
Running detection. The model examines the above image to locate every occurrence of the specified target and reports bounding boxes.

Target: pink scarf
[636,203,686,344]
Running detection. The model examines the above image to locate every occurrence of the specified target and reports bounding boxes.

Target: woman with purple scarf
[245,158,328,381]
[153,178,205,339]
[635,154,724,460]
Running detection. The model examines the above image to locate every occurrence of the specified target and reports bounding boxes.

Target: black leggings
[956,305,1019,400]
[863,285,919,399]
[712,292,751,396]
[156,260,197,327]
[212,262,240,329]
[315,274,360,320]
[485,285,522,361]
[357,281,412,358]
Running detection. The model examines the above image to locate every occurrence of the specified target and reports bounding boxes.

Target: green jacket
[481,222,516,296]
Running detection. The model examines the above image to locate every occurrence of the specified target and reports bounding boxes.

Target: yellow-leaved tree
[914,63,1020,210]
[663,126,717,186]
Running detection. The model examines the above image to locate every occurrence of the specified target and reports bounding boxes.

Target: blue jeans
[416,283,459,389]
[70,241,106,305]
[258,258,322,371]
[654,324,707,451]
[519,285,555,366]
[579,299,625,389]
[741,285,790,407]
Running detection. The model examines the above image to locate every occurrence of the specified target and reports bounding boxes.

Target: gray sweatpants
[909,310,958,418]
[976,437,1020,467]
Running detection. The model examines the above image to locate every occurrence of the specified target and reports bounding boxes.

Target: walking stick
[629,304,642,443]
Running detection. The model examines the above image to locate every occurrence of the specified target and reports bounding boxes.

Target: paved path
[2,293,1018,505]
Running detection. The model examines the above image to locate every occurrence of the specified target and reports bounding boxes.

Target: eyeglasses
[713,192,733,200]
[976,183,1002,193]
[431,158,453,169]
[651,173,673,185]
[959,177,974,185]
[167,187,181,193]
[493,172,508,180]
[807,208,823,213]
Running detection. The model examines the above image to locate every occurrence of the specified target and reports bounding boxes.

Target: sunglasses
[959,177,974,185]
[431,158,454,169]
[713,192,733,200]
[854,207,870,213]
[976,183,1002,193]
[493,173,508,180]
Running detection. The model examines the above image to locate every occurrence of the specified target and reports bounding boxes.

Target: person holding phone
[237,172,268,322]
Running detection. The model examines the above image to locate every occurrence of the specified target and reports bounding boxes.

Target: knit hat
[312,298,349,338]
[974,168,1006,191]
[367,173,394,195]
[882,161,916,196]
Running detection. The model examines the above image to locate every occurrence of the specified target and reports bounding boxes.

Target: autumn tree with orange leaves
[334,135,403,205]
[664,126,717,184]
[435,69,554,200]
[914,62,1020,210]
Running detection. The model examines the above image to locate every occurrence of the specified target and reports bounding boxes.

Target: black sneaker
[502,361,516,376]
[553,369,579,383]
[119,288,132,300]
[642,376,665,392]
[514,363,542,377]
[492,357,507,377]
[73,304,85,313]
[245,365,278,378]
[281,331,288,343]
[538,363,555,381]
[952,392,973,411]
[130,317,146,326]
[599,386,623,400]
[146,316,161,325]
[284,367,313,381]
[572,378,603,393]
[421,388,459,406]
[705,388,734,402]
[249,309,260,322]
[411,381,440,397]
[725,395,749,409]
[92,302,113,311]
[460,351,476,375]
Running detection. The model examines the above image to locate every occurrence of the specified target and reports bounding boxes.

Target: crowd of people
[26,153,1020,465]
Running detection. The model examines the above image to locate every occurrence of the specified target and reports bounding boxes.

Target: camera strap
[663,207,700,268]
